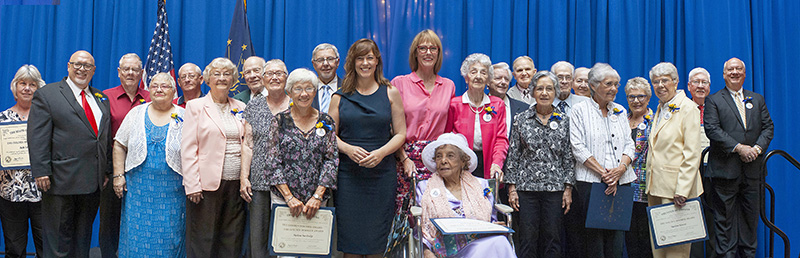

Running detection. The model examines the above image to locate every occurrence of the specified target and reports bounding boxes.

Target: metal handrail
[760,150,800,258]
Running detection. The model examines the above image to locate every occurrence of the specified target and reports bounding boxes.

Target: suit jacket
[445,94,509,179]
[233,89,253,104]
[181,94,246,194]
[704,87,774,179]
[28,78,112,195]
[312,76,342,112]
[507,97,528,136]
[646,91,704,199]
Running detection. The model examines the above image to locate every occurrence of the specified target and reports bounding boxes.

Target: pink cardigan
[445,94,509,178]
[181,95,246,194]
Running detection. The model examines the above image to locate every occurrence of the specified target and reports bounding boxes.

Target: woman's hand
[508,186,519,211]
[562,187,573,214]
[287,197,304,217]
[303,198,322,219]
[359,150,384,168]
[187,192,203,204]
[113,176,127,199]
[605,183,618,196]
[239,178,253,203]
[344,144,369,163]
[402,158,418,177]
[490,164,503,182]
[602,165,625,184]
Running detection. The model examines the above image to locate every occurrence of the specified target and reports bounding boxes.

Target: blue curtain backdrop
[1,0,798,256]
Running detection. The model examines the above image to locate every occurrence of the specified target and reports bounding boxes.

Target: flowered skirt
[385,140,433,256]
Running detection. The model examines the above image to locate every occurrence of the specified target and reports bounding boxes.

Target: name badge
[664,112,672,120]
[431,188,441,198]
[610,115,618,122]
[549,121,559,130]
[745,103,753,109]
[316,128,326,137]
[483,113,492,122]
[638,123,647,130]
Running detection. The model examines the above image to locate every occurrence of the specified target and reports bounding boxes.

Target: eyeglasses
[264,71,286,78]
[557,75,573,82]
[417,46,439,53]
[627,94,648,102]
[691,80,709,86]
[211,72,233,78]
[653,78,673,86]
[120,67,142,74]
[291,86,316,94]
[70,62,95,70]
[179,74,199,80]
[313,57,338,64]
[150,84,174,90]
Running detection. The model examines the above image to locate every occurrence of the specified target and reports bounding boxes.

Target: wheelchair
[402,176,516,257]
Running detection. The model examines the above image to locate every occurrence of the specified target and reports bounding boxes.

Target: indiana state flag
[225,0,255,96]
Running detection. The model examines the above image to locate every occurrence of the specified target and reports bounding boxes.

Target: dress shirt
[553,94,591,117]
[103,85,150,137]
[317,76,338,113]
[654,90,682,129]
[569,100,636,184]
[392,72,455,142]
[462,93,491,150]
[505,106,575,191]
[507,85,533,105]
[67,77,102,130]
[502,97,512,137]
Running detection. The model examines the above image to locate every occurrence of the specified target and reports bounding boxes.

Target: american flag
[142,0,174,88]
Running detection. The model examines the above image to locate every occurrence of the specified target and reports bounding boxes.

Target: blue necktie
[557,101,569,114]
[320,84,332,113]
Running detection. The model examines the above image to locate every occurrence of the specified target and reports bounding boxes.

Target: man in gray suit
[704,57,774,258]
[28,50,111,257]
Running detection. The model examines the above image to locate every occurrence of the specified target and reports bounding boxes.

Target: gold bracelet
[112,174,124,179]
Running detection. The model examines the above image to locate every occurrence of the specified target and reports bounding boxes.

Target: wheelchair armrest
[494,203,514,214]
[410,206,423,217]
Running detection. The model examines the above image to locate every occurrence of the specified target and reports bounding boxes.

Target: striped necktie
[734,92,746,129]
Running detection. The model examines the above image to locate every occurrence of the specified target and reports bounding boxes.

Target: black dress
[334,85,397,254]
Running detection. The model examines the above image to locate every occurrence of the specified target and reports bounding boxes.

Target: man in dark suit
[233,56,267,104]
[311,43,342,113]
[28,50,111,257]
[704,57,774,258]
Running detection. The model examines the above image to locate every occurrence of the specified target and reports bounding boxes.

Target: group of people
[0,28,774,258]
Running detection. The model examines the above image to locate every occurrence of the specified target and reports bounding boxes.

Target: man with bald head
[234,56,267,104]
[99,53,150,257]
[507,56,536,104]
[551,61,590,116]
[28,50,112,257]
[704,57,774,258]
[173,63,205,108]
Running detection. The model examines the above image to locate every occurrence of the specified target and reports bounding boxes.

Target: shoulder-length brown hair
[341,38,391,94]
[409,29,443,74]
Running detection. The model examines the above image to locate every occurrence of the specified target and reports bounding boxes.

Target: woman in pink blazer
[445,53,509,180]
[181,58,248,258]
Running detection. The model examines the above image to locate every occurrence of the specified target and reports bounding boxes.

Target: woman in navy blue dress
[329,38,407,257]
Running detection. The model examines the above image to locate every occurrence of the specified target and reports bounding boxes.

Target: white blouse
[114,103,184,174]
[569,100,636,184]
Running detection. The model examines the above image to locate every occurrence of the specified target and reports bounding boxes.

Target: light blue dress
[119,111,186,257]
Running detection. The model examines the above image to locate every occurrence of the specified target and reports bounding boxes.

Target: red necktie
[81,91,98,136]
[698,105,704,125]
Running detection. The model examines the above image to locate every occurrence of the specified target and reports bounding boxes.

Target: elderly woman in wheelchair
[412,133,516,258]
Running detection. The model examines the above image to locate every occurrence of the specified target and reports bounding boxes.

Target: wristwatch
[313,193,323,201]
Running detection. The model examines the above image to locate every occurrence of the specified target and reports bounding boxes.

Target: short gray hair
[285,68,319,94]
[118,53,142,67]
[550,61,574,76]
[588,63,620,95]
[460,53,494,81]
[312,43,340,60]
[178,63,201,76]
[491,62,512,80]
[512,56,534,70]
[10,64,46,93]
[532,70,560,97]
[688,67,711,84]
[624,77,651,97]
[264,59,288,75]
[649,62,678,82]
[150,72,176,89]
[202,58,237,86]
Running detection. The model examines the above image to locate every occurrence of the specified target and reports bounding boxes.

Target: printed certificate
[647,198,709,249]
[0,121,29,170]
[269,204,335,257]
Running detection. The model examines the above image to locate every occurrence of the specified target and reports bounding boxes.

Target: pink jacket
[181,95,246,194]
[445,94,509,178]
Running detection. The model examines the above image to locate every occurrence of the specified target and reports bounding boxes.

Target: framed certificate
[268,204,335,257]
[0,121,30,170]
[647,197,709,249]
[431,217,514,235]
